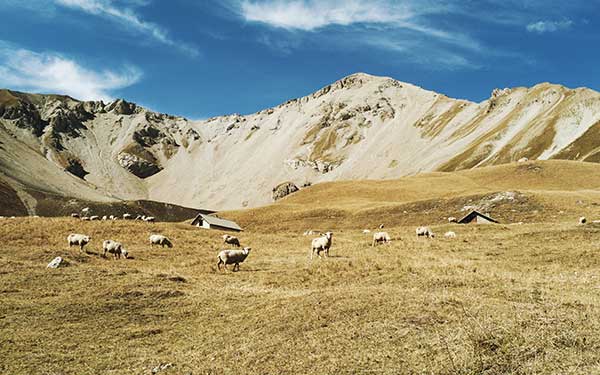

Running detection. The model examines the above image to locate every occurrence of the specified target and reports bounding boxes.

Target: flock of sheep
[66,233,172,259]
[54,214,595,272]
[70,212,155,222]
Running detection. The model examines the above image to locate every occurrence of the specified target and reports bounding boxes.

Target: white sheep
[217,247,251,272]
[579,216,587,225]
[81,217,90,221]
[67,233,91,251]
[144,216,155,223]
[102,215,108,221]
[447,217,457,223]
[416,226,435,238]
[310,232,333,259]
[123,213,133,220]
[372,231,391,246]
[81,207,90,214]
[71,213,80,218]
[90,215,100,221]
[102,240,128,259]
[149,234,173,248]
[223,234,240,247]
[444,231,457,239]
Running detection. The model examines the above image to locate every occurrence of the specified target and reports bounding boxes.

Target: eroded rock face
[117,152,162,178]
[272,181,299,201]
[105,99,139,115]
[64,159,89,179]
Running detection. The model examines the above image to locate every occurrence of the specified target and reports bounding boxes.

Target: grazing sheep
[223,234,240,247]
[123,213,133,220]
[149,234,173,248]
[416,226,435,238]
[444,231,457,239]
[310,232,333,259]
[217,247,251,272]
[363,229,371,234]
[447,217,457,223]
[81,207,90,214]
[579,216,587,225]
[102,215,108,221]
[67,233,91,251]
[135,215,144,221]
[102,240,128,259]
[71,213,80,218]
[144,216,155,223]
[90,215,100,221]
[372,231,391,246]
[81,217,90,221]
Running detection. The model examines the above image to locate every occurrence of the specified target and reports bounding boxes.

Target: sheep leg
[217,259,223,271]
[233,263,239,272]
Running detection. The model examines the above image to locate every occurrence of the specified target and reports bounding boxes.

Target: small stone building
[458,210,499,224]
[191,213,242,232]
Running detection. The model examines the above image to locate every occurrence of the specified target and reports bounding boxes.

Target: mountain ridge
[1,72,599,213]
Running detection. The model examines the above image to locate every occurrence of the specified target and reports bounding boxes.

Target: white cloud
[237,0,484,70]
[0,43,141,101]
[526,19,573,33]
[240,0,415,31]
[54,0,199,56]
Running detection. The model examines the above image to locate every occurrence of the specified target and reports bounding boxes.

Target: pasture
[1,216,600,374]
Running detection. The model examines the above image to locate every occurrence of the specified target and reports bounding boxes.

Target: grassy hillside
[224,160,600,231]
[2,160,600,374]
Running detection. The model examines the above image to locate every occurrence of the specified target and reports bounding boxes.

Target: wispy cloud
[54,0,199,56]
[240,0,415,31]
[526,19,574,34]
[236,0,484,70]
[0,42,141,101]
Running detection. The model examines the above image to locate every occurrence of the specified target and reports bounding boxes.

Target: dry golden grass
[1,220,600,374]
[2,160,600,374]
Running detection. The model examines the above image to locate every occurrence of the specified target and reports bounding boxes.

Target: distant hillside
[223,160,600,231]
[2,73,600,212]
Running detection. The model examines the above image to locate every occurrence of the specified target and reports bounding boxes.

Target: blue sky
[1,0,599,119]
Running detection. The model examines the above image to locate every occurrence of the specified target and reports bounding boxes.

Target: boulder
[47,256,63,269]
[272,182,299,201]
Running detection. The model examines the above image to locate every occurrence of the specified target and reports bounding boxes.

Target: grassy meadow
[1,161,600,374]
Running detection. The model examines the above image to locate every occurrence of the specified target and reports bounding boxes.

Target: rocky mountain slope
[1,73,600,212]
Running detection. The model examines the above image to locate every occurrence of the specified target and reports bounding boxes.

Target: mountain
[1,73,600,214]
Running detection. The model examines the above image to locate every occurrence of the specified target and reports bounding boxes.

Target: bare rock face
[117,152,162,178]
[64,159,89,179]
[105,99,138,115]
[272,182,299,201]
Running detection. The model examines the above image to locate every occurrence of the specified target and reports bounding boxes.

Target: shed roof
[192,213,242,231]
[458,210,499,224]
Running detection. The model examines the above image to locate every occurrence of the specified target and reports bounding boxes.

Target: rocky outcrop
[105,99,139,115]
[64,159,89,179]
[272,182,299,201]
[117,152,161,179]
